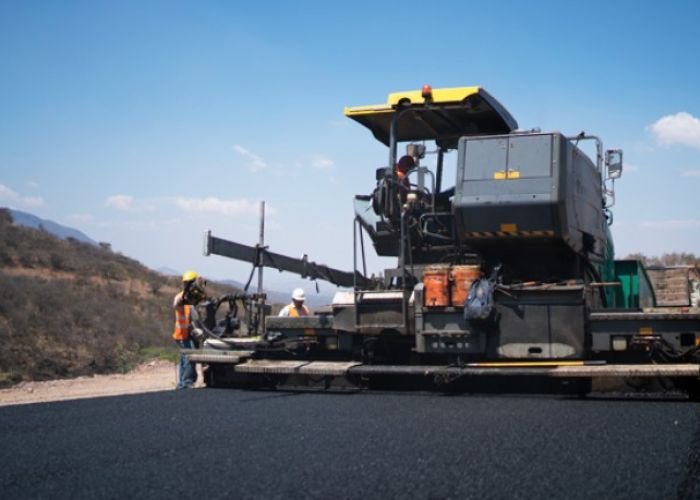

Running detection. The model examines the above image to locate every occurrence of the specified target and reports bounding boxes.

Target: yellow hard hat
[182,270,198,282]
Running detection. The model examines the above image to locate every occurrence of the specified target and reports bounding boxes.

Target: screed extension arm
[204,231,373,289]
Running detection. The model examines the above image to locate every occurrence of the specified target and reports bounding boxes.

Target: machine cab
[345,86,518,260]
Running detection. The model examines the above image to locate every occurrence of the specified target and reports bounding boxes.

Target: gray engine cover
[453,132,605,279]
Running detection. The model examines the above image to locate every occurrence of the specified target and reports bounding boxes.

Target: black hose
[190,297,242,346]
[649,338,700,364]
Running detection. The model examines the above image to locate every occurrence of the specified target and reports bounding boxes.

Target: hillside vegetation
[625,253,700,267]
[0,209,236,387]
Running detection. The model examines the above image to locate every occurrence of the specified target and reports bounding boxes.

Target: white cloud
[311,155,334,169]
[174,196,265,217]
[105,194,134,210]
[648,112,700,149]
[26,180,39,189]
[0,183,46,208]
[681,169,700,178]
[233,144,268,172]
[22,196,46,207]
[0,184,19,202]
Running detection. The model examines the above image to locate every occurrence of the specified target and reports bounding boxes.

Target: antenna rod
[257,201,265,294]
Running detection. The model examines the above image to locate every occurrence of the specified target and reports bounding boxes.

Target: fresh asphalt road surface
[1,389,699,499]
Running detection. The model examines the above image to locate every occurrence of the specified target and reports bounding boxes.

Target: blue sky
[1,0,699,292]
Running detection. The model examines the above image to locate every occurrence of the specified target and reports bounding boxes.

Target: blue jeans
[175,339,197,389]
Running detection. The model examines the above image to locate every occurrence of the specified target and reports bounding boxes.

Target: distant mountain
[153,273,317,306]
[156,266,181,276]
[218,279,287,305]
[218,278,248,290]
[8,208,98,246]
[218,279,335,308]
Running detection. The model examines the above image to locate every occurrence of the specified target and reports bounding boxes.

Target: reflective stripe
[173,302,192,340]
[464,230,555,238]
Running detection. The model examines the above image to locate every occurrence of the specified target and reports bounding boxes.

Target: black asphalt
[1,389,699,499]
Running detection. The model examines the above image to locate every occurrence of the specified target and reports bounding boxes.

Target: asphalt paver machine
[186,86,700,395]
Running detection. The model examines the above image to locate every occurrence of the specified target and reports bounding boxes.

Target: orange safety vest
[287,303,309,317]
[172,293,192,341]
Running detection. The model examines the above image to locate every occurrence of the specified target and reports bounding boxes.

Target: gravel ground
[0,360,205,406]
[1,388,699,499]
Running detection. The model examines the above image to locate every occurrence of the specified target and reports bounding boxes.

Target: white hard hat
[292,288,305,301]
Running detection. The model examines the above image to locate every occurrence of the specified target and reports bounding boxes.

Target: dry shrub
[0,208,240,386]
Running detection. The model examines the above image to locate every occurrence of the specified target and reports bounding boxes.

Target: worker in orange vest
[172,270,207,389]
[278,288,311,317]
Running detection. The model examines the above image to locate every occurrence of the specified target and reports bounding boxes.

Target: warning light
[421,85,433,99]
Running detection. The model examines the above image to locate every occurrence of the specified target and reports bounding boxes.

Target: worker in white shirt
[278,288,311,317]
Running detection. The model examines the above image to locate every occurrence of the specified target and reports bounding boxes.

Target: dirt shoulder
[0,360,204,407]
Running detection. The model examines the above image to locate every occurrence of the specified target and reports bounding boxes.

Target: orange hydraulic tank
[423,264,451,307]
[450,265,481,307]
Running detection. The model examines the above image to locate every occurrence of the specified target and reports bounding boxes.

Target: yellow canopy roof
[344,86,517,148]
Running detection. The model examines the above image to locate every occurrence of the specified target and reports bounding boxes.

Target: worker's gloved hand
[185,287,206,304]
